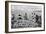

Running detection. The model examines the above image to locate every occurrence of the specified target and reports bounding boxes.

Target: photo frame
[5,1,45,33]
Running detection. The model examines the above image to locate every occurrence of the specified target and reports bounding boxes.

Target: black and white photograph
[11,5,42,28]
[5,1,45,32]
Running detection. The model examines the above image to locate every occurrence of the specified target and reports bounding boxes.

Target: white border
[8,2,44,32]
